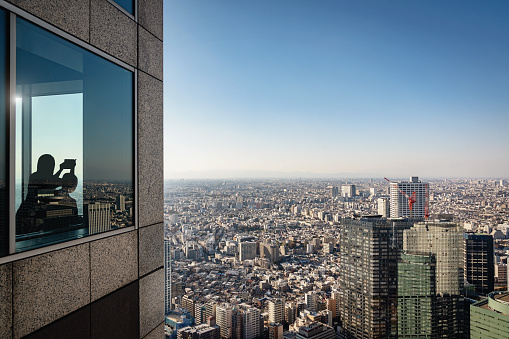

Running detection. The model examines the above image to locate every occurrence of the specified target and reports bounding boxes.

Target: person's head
[36,154,55,174]
[61,173,78,193]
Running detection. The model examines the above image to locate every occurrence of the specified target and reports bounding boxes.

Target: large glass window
[112,0,134,15]
[14,18,133,252]
[0,9,7,256]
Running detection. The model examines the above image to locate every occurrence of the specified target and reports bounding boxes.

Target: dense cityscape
[163,177,509,339]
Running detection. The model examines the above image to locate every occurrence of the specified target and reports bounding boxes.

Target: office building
[389,176,428,218]
[84,202,111,234]
[239,241,257,261]
[0,0,164,337]
[464,233,494,295]
[403,220,465,338]
[397,252,436,338]
[269,298,285,324]
[470,291,509,339]
[339,216,414,339]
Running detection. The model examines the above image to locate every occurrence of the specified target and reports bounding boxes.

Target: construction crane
[384,177,417,218]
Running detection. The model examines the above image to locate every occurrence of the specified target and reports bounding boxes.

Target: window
[0,8,7,257]
[1,13,134,256]
[111,0,134,15]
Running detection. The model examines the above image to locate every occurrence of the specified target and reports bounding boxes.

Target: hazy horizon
[163,1,509,179]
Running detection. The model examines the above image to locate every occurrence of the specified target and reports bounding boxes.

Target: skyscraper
[239,241,257,261]
[389,176,428,218]
[339,216,414,339]
[242,307,261,339]
[403,219,465,338]
[397,252,436,338]
[470,291,509,339]
[84,202,111,234]
[464,233,494,295]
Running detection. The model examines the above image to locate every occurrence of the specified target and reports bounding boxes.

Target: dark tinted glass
[15,18,133,252]
[112,0,134,15]
[0,9,7,256]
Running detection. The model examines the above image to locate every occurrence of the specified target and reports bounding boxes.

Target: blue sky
[163,1,509,178]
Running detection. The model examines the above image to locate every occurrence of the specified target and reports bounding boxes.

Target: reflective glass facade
[1,14,134,256]
[0,8,7,256]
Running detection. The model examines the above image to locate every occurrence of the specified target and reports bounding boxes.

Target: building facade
[464,233,494,295]
[338,216,415,339]
[470,292,509,339]
[389,176,428,218]
[403,220,465,338]
[0,0,164,338]
[397,252,436,338]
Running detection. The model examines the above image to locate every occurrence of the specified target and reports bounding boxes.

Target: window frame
[0,0,138,264]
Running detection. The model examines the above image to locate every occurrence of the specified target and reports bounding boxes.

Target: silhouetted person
[16,154,67,234]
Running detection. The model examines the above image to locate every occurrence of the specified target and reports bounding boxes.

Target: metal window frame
[0,0,139,264]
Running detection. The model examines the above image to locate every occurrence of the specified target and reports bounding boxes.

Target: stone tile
[24,305,90,339]
[90,231,138,301]
[12,244,90,338]
[91,281,139,339]
[138,0,163,41]
[139,223,164,276]
[0,263,12,338]
[138,27,163,81]
[139,268,164,338]
[90,0,137,67]
[7,0,89,42]
[138,71,163,228]
[143,322,164,339]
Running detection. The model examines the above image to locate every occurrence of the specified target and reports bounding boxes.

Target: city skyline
[163,1,509,179]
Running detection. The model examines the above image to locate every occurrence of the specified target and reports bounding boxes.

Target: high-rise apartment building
[261,242,280,264]
[166,238,173,314]
[305,292,318,312]
[216,303,234,339]
[269,323,283,339]
[464,233,494,295]
[0,0,164,338]
[339,216,414,339]
[389,176,428,218]
[403,220,465,338]
[397,252,436,338]
[178,323,221,339]
[269,298,285,324]
[377,197,390,218]
[196,302,217,325]
[239,241,257,261]
[242,307,261,339]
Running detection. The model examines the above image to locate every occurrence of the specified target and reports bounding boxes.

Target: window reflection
[0,9,7,256]
[15,18,133,252]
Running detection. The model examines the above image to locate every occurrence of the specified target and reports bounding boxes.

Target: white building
[243,307,261,339]
[389,176,428,218]
[269,298,285,324]
[216,303,233,338]
[377,197,390,218]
